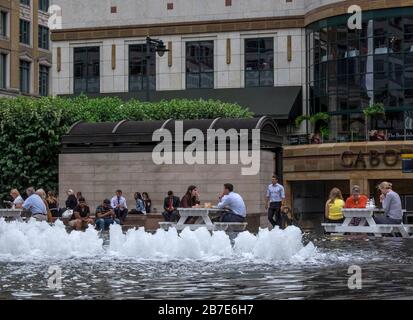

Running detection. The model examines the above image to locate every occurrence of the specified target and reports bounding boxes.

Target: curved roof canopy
[62,116,282,154]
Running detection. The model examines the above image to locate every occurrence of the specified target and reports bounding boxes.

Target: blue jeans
[96,218,120,231]
[374,216,402,225]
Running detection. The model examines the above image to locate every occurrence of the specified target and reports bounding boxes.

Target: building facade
[51,0,413,224]
[0,0,51,97]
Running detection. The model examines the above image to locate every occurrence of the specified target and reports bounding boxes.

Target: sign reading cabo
[152,121,261,176]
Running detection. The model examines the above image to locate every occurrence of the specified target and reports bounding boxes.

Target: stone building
[0,0,51,97]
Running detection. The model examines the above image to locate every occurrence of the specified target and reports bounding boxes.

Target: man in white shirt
[217,183,246,223]
[111,189,128,224]
[10,189,24,209]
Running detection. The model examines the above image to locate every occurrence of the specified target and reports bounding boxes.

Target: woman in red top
[345,185,368,225]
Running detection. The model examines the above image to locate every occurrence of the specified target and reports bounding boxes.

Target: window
[39,65,49,96]
[74,47,100,94]
[19,19,30,45]
[186,41,214,89]
[245,38,274,87]
[39,0,49,12]
[129,44,156,92]
[20,60,30,94]
[0,11,7,37]
[20,0,30,6]
[38,25,49,50]
[0,53,7,89]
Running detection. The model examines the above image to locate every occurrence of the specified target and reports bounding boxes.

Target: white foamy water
[0,218,316,263]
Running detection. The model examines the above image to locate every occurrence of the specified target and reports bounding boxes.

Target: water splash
[0,218,316,262]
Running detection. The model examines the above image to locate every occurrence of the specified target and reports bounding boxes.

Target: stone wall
[59,150,275,227]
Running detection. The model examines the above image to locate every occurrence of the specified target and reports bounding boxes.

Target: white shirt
[13,195,24,208]
[111,195,128,209]
[217,192,247,217]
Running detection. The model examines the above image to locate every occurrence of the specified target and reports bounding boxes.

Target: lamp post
[146,36,168,102]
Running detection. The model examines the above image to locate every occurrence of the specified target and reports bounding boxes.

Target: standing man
[111,189,128,224]
[22,187,47,221]
[265,175,286,229]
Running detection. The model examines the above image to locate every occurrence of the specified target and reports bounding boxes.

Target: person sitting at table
[374,182,403,225]
[163,191,180,222]
[180,185,201,224]
[22,187,47,221]
[217,183,246,223]
[345,185,369,226]
[10,189,24,209]
[95,199,120,231]
[142,192,152,214]
[325,188,345,223]
[69,197,94,230]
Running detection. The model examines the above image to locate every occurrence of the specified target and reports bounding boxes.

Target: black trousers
[163,210,178,222]
[268,202,283,229]
[114,208,128,222]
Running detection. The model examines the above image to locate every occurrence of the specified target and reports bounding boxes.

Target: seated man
[217,183,246,223]
[10,189,24,209]
[163,191,180,222]
[345,185,368,226]
[22,187,47,221]
[111,190,128,224]
[96,199,120,231]
[69,197,94,230]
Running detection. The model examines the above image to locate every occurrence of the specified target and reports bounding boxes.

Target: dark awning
[62,117,282,154]
[64,86,303,121]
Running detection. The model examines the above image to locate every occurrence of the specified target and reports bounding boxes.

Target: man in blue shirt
[22,187,47,221]
[265,175,286,229]
[217,184,246,223]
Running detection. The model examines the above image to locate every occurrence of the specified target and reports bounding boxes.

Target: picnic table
[0,209,23,222]
[322,208,412,238]
[159,207,248,232]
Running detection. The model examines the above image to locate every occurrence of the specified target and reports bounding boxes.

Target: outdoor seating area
[322,208,413,238]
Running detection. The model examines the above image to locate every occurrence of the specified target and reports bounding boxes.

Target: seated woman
[325,188,345,223]
[374,182,403,225]
[130,192,146,215]
[46,191,60,217]
[142,192,152,214]
[180,185,201,224]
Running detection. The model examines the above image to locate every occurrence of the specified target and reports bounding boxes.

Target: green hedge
[0,96,253,200]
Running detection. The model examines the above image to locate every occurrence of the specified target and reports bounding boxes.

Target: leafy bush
[0,96,253,200]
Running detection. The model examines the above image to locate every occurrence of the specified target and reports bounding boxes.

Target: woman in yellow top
[325,188,345,223]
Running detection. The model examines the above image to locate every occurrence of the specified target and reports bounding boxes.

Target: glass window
[19,19,30,45]
[38,25,49,50]
[245,38,274,87]
[129,44,156,92]
[39,65,49,96]
[20,0,30,6]
[0,11,7,37]
[74,47,100,94]
[186,41,214,89]
[39,0,49,12]
[20,60,30,94]
[0,53,6,89]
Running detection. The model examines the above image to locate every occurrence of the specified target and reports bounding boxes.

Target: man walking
[265,175,285,229]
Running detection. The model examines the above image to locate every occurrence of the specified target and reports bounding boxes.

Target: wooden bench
[214,222,248,232]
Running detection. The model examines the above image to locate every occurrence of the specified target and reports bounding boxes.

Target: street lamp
[146,36,169,102]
